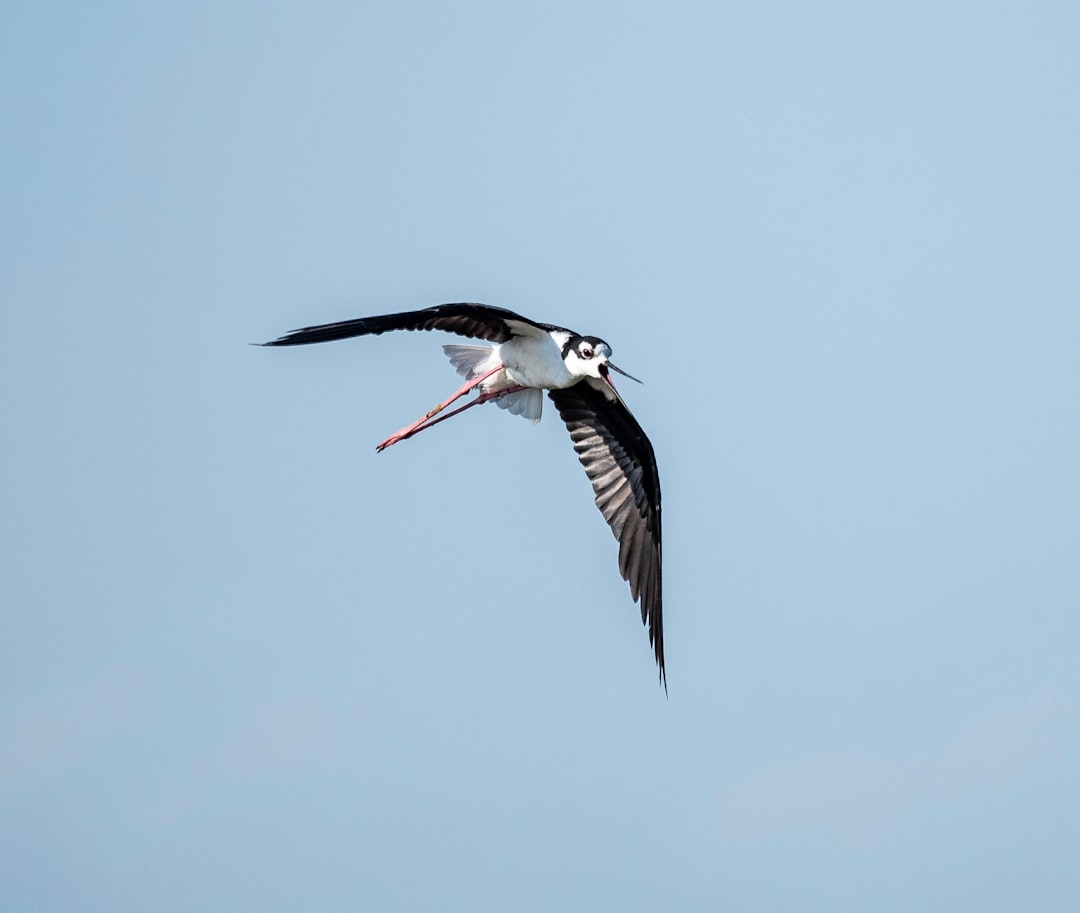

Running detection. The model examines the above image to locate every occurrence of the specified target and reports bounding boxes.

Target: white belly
[497,335,575,389]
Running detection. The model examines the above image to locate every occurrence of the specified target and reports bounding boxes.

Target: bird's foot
[375,431,408,452]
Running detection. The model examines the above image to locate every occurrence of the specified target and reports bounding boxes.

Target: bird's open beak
[607,362,643,384]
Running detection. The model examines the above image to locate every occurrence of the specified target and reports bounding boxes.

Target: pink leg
[374,364,503,452]
[376,382,528,452]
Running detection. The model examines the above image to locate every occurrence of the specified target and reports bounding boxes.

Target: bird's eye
[581,346,593,359]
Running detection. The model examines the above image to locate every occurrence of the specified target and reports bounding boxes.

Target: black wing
[262,303,561,347]
[549,380,664,688]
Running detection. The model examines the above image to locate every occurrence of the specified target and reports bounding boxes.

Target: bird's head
[563,335,643,390]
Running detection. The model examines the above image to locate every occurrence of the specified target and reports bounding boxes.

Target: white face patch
[576,339,611,361]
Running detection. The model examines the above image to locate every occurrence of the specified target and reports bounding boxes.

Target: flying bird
[262,303,664,687]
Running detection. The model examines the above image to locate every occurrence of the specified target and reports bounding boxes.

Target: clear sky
[3,1,1079,910]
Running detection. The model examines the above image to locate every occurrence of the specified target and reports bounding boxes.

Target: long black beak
[607,362,643,384]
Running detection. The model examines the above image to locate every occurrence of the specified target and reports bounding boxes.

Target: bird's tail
[442,344,501,380]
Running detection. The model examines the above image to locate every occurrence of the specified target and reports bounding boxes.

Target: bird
[261,303,664,687]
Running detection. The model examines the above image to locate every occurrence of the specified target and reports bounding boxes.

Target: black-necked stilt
[262,303,664,688]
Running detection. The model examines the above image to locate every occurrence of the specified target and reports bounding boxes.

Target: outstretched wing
[548,380,664,688]
[262,303,561,347]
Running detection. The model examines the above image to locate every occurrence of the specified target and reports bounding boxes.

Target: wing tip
[652,628,667,695]
[257,330,317,347]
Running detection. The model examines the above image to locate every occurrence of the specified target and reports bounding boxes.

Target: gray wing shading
[548,380,664,688]
[261,303,562,347]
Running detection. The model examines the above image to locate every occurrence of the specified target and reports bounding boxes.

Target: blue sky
[3,1,1078,910]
